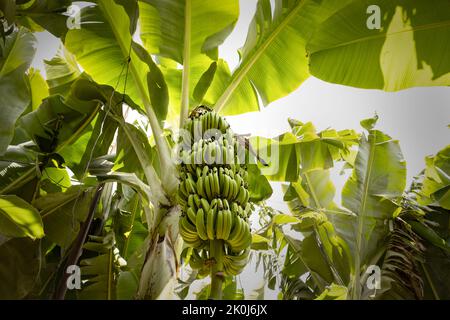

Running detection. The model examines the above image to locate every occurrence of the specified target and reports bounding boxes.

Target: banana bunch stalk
[177,107,253,300]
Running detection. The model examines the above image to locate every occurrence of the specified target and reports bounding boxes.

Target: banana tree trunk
[137,205,182,299]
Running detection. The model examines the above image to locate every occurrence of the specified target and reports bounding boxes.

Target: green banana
[197,176,205,198]
[237,186,246,204]
[204,173,212,199]
[196,208,208,241]
[200,198,210,213]
[216,210,224,240]
[222,199,229,210]
[180,216,199,243]
[242,188,249,207]
[213,171,220,195]
[186,207,197,225]
[206,207,216,240]
[202,165,209,177]
[188,195,195,210]
[232,179,239,199]
[228,215,242,245]
[229,178,236,200]
[193,194,201,208]
[222,209,232,240]
[232,221,251,252]
[223,175,230,198]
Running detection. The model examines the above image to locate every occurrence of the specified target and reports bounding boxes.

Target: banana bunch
[184,109,230,138]
[178,109,252,276]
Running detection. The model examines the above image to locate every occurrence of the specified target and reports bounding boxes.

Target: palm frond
[77,232,126,300]
[376,218,425,299]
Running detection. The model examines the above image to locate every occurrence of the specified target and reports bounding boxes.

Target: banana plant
[267,117,450,300]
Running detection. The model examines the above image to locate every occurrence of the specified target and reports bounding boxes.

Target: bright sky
[31,0,450,299]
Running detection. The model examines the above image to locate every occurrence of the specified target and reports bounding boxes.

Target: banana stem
[209,240,224,300]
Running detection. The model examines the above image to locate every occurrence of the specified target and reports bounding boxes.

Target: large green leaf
[0,195,44,239]
[44,48,82,96]
[112,186,147,260]
[414,147,450,300]
[0,144,37,195]
[139,0,239,122]
[421,242,450,300]
[251,133,301,182]
[112,186,147,299]
[340,117,406,299]
[419,209,450,300]
[418,145,450,209]
[20,94,99,154]
[65,1,147,108]
[57,79,132,178]
[251,120,358,182]
[283,232,333,292]
[62,78,169,206]
[15,0,73,39]
[291,121,359,173]
[159,65,182,128]
[78,233,125,300]
[64,0,169,125]
[315,284,348,300]
[284,169,354,288]
[28,68,49,111]
[0,28,36,155]
[34,186,95,248]
[139,0,238,64]
[307,0,450,91]
[0,238,41,299]
[212,0,323,115]
[247,164,273,202]
[284,169,351,218]
[0,0,15,25]
[96,172,152,203]
[65,0,176,193]
[202,58,259,116]
[114,122,168,207]
[19,78,138,179]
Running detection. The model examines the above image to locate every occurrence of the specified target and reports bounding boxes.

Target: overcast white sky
[31,0,449,299]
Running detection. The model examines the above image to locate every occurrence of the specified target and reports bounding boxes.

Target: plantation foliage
[0,0,449,300]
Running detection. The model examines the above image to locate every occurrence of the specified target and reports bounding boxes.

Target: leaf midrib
[55,104,101,153]
[96,0,174,186]
[352,132,377,299]
[0,28,21,77]
[0,167,36,194]
[180,0,192,126]
[97,0,147,100]
[41,191,84,219]
[0,196,41,237]
[214,1,308,113]
[107,247,114,300]
[304,172,345,286]
[122,195,140,258]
